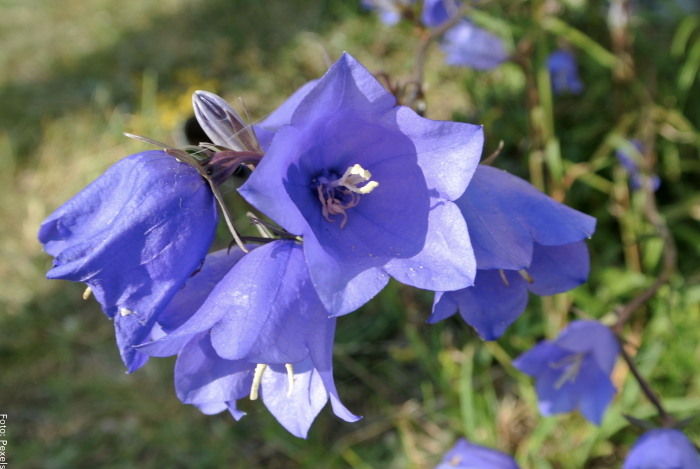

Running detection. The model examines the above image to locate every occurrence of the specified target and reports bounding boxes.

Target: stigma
[316,164,378,229]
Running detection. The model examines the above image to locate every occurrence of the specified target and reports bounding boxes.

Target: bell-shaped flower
[512,320,619,425]
[238,52,484,316]
[615,139,660,192]
[622,429,700,469]
[361,0,414,25]
[429,165,595,340]
[137,241,360,438]
[421,0,458,27]
[548,50,585,95]
[38,150,218,372]
[441,20,509,70]
[434,438,520,469]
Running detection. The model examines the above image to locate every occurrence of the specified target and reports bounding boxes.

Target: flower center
[314,164,379,229]
[249,363,296,400]
[549,353,586,390]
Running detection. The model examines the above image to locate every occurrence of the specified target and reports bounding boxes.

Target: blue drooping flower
[622,429,700,469]
[421,0,457,27]
[548,50,585,95]
[513,320,619,425]
[238,53,484,316]
[361,0,414,25]
[441,20,509,70]
[137,241,359,438]
[429,165,595,340]
[38,150,218,372]
[434,438,520,469]
[615,139,660,191]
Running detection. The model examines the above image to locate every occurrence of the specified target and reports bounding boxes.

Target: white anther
[83,286,92,300]
[250,364,267,400]
[119,308,133,317]
[337,164,379,194]
[519,269,534,284]
[499,269,510,287]
[285,364,295,398]
[550,353,585,390]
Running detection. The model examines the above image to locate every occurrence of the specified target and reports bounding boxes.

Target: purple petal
[254,80,320,151]
[459,166,596,270]
[432,269,528,340]
[526,241,590,296]
[209,241,316,364]
[38,151,218,372]
[548,50,584,96]
[576,359,617,425]
[421,0,454,28]
[512,342,568,377]
[260,358,328,439]
[174,332,254,405]
[384,199,475,291]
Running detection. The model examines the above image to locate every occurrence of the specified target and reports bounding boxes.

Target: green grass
[2,0,700,467]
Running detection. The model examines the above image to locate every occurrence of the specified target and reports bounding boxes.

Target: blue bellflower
[38,150,218,372]
[622,429,700,469]
[421,0,458,27]
[429,165,595,340]
[361,0,414,25]
[434,438,520,469]
[548,50,585,95]
[441,20,509,70]
[238,53,484,316]
[615,139,660,191]
[137,241,359,438]
[513,320,619,425]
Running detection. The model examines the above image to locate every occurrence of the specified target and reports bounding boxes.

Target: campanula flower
[192,91,262,153]
[38,150,218,372]
[513,320,619,425]
[138,241,359,438]
[615,139,660,191]
[441,20,509,70]
[361,0,414,25]
[622,429,700,469]
[434,438,520,469]
[429,165,595,340]
[238,53,484,316]
[548,50,585,95]
[421,0,457,27]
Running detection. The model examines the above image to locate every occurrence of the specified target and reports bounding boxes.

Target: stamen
[250,364,267,400]
[285,364,295,398]
[119,308,133,317]
[499,269,510,287]
[83,286,92,300]
[549,353,585,390]
[519,269,534,284]
[449,455,462,467]
[317,164,375,229]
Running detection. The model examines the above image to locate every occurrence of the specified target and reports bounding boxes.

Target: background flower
[513,321,619,425]
[434,438,520,469]
[622,429,700,469]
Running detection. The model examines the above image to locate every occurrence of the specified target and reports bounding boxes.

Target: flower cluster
[39,51,600,438]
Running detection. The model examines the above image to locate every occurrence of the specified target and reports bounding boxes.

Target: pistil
[317,164,378,229]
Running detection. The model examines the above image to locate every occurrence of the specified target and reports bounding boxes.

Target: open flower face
[239,53,484,316]
[513,321,619,425]
[38,150,218,372]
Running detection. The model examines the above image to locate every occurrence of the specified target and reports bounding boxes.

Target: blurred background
[2,0,700,467]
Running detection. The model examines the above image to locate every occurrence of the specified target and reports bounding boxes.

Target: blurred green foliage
[2,0,700,467]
